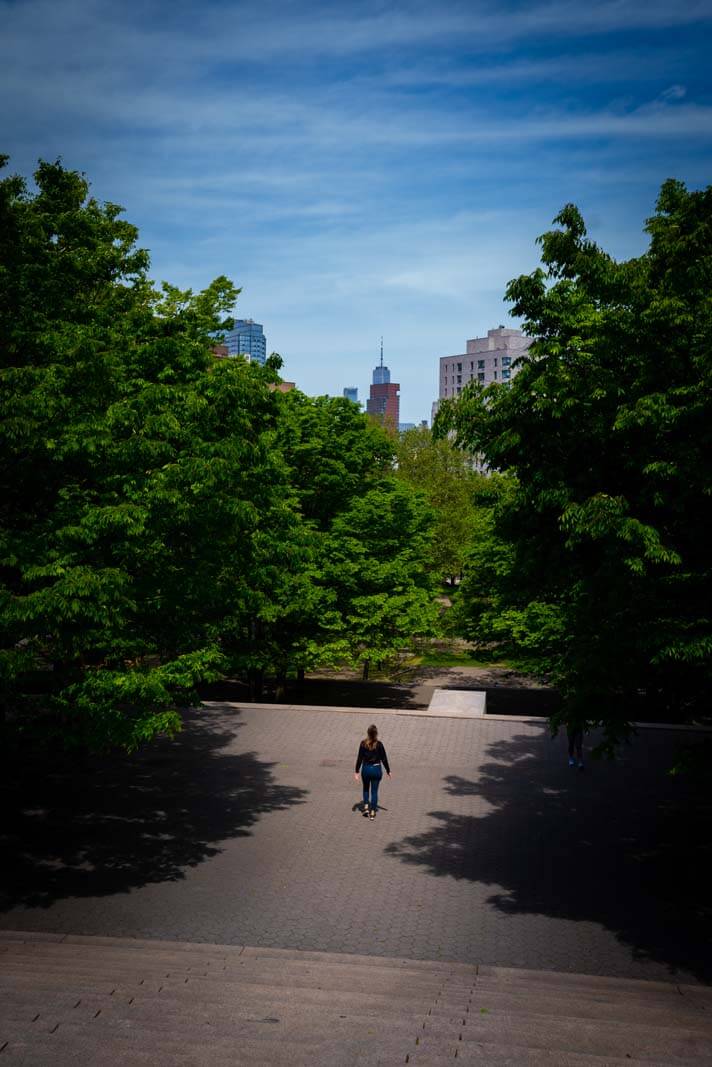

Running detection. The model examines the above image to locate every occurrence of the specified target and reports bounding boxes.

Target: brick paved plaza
[2,704,709,985]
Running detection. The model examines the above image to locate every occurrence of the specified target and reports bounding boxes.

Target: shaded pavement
[1,705,710,983]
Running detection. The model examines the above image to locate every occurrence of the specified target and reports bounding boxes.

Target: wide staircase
[1,932,711,1065]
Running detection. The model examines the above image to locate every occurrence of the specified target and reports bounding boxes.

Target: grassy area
[307,640,531,681]
[396,637,515,671]
[408,650,511,669]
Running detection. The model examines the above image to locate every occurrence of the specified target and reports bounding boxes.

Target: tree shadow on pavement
[1,706,307,911]
[384,729,712,982]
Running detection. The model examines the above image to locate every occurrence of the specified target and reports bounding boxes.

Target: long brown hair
[363,724,379,750]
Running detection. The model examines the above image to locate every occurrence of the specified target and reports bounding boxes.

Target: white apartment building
[438,326,532,402]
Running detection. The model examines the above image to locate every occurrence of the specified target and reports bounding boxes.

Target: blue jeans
[361,764,383,810]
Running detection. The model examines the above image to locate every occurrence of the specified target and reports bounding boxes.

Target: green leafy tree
[324,480,438,678]
[437,180,712,749]
[0,157,300,750]
[219,391,395,695]
[395,425,482,584]
[275,391,394,529]
[264,393,437,682]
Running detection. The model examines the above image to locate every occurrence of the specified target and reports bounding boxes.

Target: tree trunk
[275,671,287,702]
[362,659,370,681]
[296,667,305,686]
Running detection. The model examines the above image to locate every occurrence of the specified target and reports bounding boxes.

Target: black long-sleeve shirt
[355,740,390,774]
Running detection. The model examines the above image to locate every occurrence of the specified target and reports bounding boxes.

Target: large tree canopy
[1,158,438,749]
[268,394,437,681]
[0,158,299,749]
[436,180,712,749]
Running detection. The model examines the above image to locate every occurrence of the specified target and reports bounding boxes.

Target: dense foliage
[0,158,435,751]
[395,426,483,585]
[436,180,712,748]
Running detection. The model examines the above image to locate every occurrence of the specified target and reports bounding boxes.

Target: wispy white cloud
[659,84,687,102]
[375,50,693,90]
[2,0,710,421]
[3,0,712,76]
[176,0,712,57]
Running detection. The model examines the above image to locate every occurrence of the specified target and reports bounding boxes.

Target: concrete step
[478,964,712,1000]
[11,970,701,1034]
[0,939,475,983]
[0,956,476,1001]
[3,983,707,1067]
[0,1013,423,1066]
[0,971,471,1017]
[0,933,476,977]
[407,1007,712,1064]
[450,986,708,1028]
[4,952,703,1030]
[239,944,478,976]
[404,1044,667,1066]
[0,1025,384,1067]
[9,935,708,1008]
[176,964,704,1017]
[1,941,237,973]
[0,983,441,1031]
[2,934,712,1066]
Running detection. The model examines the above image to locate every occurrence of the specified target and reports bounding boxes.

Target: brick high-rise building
[366,341,399,430]
[438,326,531,401]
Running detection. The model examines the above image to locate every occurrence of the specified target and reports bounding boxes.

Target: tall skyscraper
[224,319,267,365]
[343,387,359,404]
[372,346,390,385]
[367,339,400,430]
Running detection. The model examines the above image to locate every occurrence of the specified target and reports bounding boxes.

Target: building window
[477,372,485,382]
[457,375,461,384]
[470,361,474,370]
[477,360,485,369]
[493,371,498,379]
[457,363,462,372]
[457,387,461,394]
[502,369,510,380]
[502,356,511,366]
[493,358,498,366]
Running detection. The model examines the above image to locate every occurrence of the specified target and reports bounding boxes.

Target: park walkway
[2,702,711,1062]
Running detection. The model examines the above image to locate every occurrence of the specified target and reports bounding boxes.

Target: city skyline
[2,1,711,422]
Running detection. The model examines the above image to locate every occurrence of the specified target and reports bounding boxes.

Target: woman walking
[354,724,391,820]
[566,723,585,770]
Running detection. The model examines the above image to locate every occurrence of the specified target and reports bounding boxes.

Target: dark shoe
[577,761,584,771]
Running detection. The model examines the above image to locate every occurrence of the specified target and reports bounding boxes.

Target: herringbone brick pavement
[2,704,709,984]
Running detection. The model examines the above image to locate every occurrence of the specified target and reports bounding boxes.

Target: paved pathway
[2,704,709,985]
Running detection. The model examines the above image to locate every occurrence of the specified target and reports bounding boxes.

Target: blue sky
[3,0,712,422]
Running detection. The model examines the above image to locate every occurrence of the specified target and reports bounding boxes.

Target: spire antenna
[380,336,384,368]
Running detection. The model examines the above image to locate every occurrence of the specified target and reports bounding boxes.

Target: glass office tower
[224,319,267,365]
